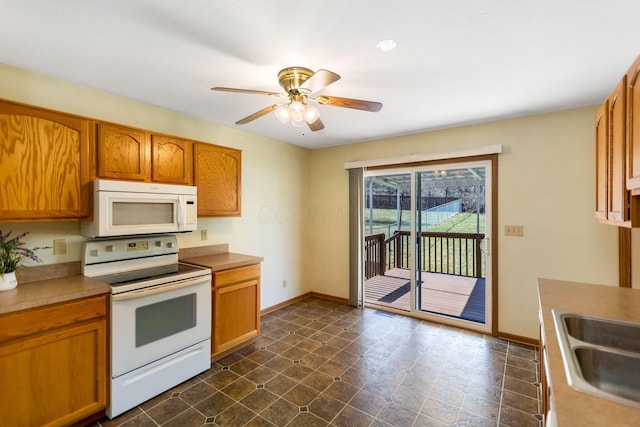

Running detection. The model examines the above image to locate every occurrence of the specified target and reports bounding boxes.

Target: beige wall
[0,62,310,309]
[0,62,628,340]
[307,107,621,339]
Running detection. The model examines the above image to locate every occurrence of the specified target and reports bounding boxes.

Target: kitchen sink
[563,313,640,353]
[552,310,640,408]
[575,347,640,403]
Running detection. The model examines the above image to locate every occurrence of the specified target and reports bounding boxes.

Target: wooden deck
[364,268,486,323]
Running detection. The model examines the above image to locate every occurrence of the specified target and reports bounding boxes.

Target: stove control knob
[106,245,115,252]
[155,241,163,247]
[166,242,175,249]
[90,249,100,257]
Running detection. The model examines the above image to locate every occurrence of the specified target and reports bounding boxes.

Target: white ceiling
[2,1,640,149]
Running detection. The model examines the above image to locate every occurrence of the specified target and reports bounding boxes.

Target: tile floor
[95,297,541,427]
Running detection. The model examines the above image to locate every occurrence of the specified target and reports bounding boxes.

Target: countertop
[0,274,111,315]
[538,278,640,426]
[180,252,264,272]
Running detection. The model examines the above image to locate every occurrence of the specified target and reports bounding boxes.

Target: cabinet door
[97,123,150,181]
[194,142,241,216]
[627,55,640,189]
[0,101,92,220]
[607,78,627,222]
[212,264,261,356]
[214,278,260,354]
[595,101,608,220]
[0,319,107,427]
[152,135,193,185]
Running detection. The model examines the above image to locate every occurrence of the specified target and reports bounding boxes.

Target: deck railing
[364,230,485,279]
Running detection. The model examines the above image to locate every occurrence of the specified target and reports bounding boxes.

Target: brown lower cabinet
[0,295,108,427]
[539,311,552,423]
[212,264,261,358]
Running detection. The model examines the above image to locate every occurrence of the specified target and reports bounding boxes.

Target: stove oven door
[111,275,211,378]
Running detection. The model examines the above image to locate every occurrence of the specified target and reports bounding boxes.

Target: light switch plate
[53,239,67,254]
[505,225,524,237]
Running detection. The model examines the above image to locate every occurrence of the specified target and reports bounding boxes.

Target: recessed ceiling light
[376,39,397,52]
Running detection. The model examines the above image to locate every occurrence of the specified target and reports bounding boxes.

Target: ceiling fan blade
[315,95,382,112]
[236,104,280,125]
[300,69,341,94]
[212,87,283,97]
[307,118,325,132]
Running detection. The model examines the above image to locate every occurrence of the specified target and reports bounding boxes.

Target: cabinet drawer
[213,264,260,287]
[0,295,108,344]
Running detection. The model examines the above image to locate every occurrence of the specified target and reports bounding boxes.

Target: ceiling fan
[211,67,382,132]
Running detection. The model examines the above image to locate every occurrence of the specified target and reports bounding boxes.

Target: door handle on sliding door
[480,237,490,255]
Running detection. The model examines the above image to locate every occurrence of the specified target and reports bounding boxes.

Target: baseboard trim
[261,293,311,315]
[498,331,539,347]
[261,292,350,315]
[307,292,350,304]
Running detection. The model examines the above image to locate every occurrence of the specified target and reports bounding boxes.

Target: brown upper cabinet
[595,55,640,227]
[0,99,242,220]
[96,125,194,185]
[0,100,92,221]
[626,55,640,191]
[97,123,151,181]
[151,135,193,185]
[595,101,608,221]
[194,142,241,216]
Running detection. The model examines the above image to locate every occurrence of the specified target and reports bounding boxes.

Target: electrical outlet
[282,280,287,288]
[53,239,67,255]
[505,225,524,237]
[201,230,207,241]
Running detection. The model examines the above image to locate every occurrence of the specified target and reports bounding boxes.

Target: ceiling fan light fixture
[304,104,320,124]
[213,66,381,132]
[275,105,291,123]
[288,101,305,122]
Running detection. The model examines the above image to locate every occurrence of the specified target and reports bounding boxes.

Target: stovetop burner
[93,263,207,287]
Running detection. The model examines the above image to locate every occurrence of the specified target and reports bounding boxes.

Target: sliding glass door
[363,159,493,333]
[363,171,412,311]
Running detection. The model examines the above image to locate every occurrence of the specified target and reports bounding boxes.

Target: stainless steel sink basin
[575,347,640,403]
[563,314,640,353]
[552,310,640,408]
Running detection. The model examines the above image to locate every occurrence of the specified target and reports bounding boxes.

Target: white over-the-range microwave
[81,179,197,238]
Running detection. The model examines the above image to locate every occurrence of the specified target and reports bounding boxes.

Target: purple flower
[0,230,50,275]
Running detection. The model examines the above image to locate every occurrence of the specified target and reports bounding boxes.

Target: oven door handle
[112,275,211,301]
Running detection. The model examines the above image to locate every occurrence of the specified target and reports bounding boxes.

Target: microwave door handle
[176,200,182,228]
[112,275,211,301]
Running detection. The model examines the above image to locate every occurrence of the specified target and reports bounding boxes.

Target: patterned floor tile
[97,297,540,427]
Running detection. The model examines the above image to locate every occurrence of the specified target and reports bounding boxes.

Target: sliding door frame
[364,154,498,336]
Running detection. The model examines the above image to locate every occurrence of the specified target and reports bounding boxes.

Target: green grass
[365,209,485,235]
[427,212,485,233]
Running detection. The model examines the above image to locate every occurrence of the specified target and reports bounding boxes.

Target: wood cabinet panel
[594,67,640,227]
[0,296,108,426]
[214,279,260,354]
[0,295,107,344]
[595,102,608,221]
[211,264,260,358]
[607,78,627,222]
[214,264,260,286]
[97,123,150,181]
[626,55,640,189]
[152,135,193,185]
[194,143,241,216]
[0,100,92,220]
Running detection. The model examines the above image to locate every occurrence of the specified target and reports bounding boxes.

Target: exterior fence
[364,230,485,280]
